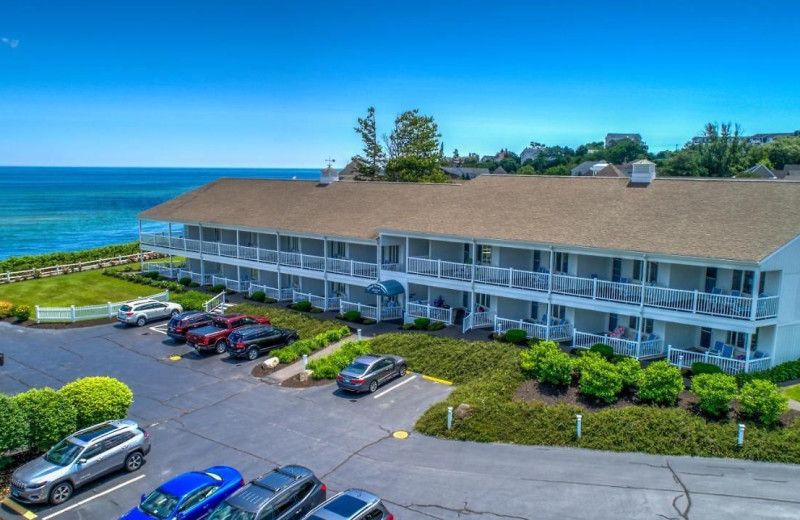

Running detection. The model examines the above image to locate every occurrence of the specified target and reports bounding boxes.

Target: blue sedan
[120,466,244,520]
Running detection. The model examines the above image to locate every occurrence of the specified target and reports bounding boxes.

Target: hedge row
[307,341,374,379]
[0,377,133,454]
[737,358,800,386]
[0,242,141,273]
[271,325,352,364]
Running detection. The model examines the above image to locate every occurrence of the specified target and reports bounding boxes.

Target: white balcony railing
[248,283,293,301]
[146,262,186,279]
[212,275,250,292]
[381,306,404,320]
[462,311,496,333]
[572,331,664,359]
[667,346,771,375]
[292,290,339,311]
[327,258,378,279]
[407,257,472,281]
[176,269,212,286]
[340,300,379,320]
[406,302,452,324]
[494,316,573,341]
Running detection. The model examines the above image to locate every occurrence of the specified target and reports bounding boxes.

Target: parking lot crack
[320,427,394,481]
[665,459,691,520]
[405,501,529,520]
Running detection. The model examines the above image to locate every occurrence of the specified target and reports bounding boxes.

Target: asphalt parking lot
[3,321,800,520]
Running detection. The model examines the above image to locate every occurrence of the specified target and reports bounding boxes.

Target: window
[82,443,103,460]
[475,293,491,310]
[554,252,568,273]
[531,301,539,321]
[612,258,622,282]
[727,331,747,349]
[628,317,653,334]
[103,432,134,451]
[551,305,565,320]
[329,241,346,258]
[732,270,754,294]
[608,313,618,332]
[294,482,315,504]
[382,245,399,264]
[759,272,766,295]
[632,260,643,281]
[533,250,542,271]
[362,510,383,520]
[478,244,492,265]
[463,243,471,263]
[286,236,299,252]
[330,282,347,297]
[647,262,659,283]
[700,327,712,349]
[705,267,717,293]
[180,485,217,512]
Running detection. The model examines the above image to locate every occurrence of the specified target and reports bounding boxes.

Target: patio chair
[753,350,766,359]
[709,341,724,356]
[721,345,734,358]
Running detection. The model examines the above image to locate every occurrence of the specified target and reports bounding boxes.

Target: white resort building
[138,165,800,375]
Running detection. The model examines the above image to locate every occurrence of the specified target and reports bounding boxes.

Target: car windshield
[139,489,180,519]
[120,305,132,312]
[44,439,83,466]
[343,361,369,374]
[206,503,256,520]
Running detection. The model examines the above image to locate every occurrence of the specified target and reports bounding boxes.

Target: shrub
[143,271,160,280]
[427,321,445,331]
[14,388,78,451]
[739,379,788,425]
[12,304,31,321]
[578,354,623,403]
[638,361,683,405]
[362,319,377,325]
[189,281,201,288]
[538,349,573,387]
[170,291,209,311]
[273,347,299,364]
[692,362,724,376]
[0,394,29,453]
[519,341,560,379]
[504,329,528,344]
[0,300,13,318]
[210,284,226,293]
[401,323,415,330]
[309,308,323,313]
[343,310,362,322]
[264,297,277,303]
[691,373,738,417]
[737,359,800,386]
[227,303,344,339]
[250,291,266,302]
[613,356,643,388]
[59,377,134,429]
[414,317,431,329]
[179,277,192,286]
[308,340,374,379]
[293,301,313,312]
[589,343,614,361]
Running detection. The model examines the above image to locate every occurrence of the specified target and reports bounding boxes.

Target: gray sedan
[336,354,407,393]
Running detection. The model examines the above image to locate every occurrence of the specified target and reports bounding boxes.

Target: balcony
[140,232,377,280]
[248,283,293,301]
[403,255,779,321]
[573,331,663,359]
[292,290,340,311]
[667,346,770,375]
[494,316,573,342]
[406,302,453,324]
[211,275,250,292]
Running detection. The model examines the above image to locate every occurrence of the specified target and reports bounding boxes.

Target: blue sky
[1,0,798,167]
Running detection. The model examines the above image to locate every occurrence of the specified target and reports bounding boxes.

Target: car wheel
[49,481,73,505]
[136,316,146,327]
[247,347,259,361]
[170,309,179,317]
[214,340,227,355]
[286,336,297,345]
[124,451,144,472]
[368,380,379,393]
[397,364,407,377]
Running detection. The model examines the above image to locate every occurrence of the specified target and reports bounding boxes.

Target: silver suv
[117,298,183,327]
[303,489,393,520]
[10,420,151,505]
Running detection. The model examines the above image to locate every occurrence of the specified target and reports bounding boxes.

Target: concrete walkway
[261,334,358,384]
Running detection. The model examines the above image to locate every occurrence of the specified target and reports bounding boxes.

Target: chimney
[631,159,656,184]
[320,166,339,185]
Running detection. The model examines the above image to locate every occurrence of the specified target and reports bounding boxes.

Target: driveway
[1,322,799,519]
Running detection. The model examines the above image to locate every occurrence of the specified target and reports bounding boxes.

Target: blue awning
[365,280,404,296]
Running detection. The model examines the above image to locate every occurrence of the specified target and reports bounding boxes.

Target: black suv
[227,325,300,360]
[166,311,215,341]
[206,465,326,520]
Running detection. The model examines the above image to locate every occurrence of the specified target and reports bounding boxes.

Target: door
[177,484,219,520]
[74,442,104,483]
[376,358,396,383]
[102,431,136,472]
[259,328,284,352]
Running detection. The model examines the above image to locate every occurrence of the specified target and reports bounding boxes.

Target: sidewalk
[261,334,358,384]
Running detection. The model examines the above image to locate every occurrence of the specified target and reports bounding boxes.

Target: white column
[405,236,409,272]
[744,330,753,372]
[236,230,240,259]
[749,268,760,320]
[640,256,647,308]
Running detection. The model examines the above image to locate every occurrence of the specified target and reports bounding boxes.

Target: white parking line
[373,375,417,399]
[41,474,146,520]
[149,324,168,335]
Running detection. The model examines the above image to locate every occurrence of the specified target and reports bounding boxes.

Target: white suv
[117,298,183,327]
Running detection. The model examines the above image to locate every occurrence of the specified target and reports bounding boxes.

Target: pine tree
[353,107,386,180]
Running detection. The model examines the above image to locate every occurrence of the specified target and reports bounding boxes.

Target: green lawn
[784,385,800,401]
[0,269,163,308]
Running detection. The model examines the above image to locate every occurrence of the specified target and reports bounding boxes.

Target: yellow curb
[392,430,409,439]
[421,375,453,386]
[2,498,38,519]
[168,355,182,361]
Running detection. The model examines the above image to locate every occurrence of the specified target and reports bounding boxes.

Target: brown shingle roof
[139,176,800,262]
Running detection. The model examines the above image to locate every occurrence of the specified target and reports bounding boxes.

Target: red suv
[185,314,271,354]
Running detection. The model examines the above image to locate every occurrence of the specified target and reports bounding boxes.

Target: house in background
[520,143,546,164]
[440,166,489,180]
[139,171,800,375]
[605,133,642,148]
[744,163,800,180]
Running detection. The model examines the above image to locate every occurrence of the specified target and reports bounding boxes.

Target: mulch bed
[251,361,290,378]
[1,451,41,500]
[281,374,333,388]
[515,380,800,425]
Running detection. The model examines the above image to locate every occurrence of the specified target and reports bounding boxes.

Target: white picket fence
[36,291,170,323]
[1,252,160,285]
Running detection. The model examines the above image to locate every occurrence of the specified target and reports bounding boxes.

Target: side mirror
[77,458,87,465]
[141,493,147,503]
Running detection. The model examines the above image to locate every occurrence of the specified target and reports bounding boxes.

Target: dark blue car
[120,466,244,520]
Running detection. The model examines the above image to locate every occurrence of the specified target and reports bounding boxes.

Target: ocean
[0,167,320,260]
